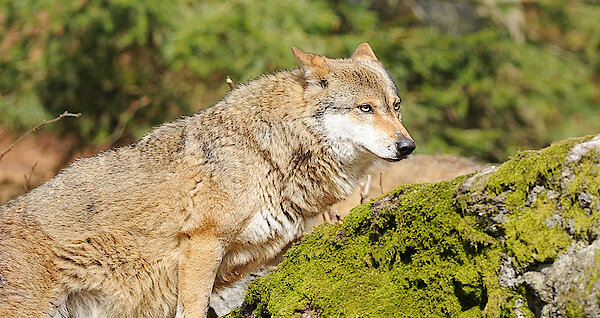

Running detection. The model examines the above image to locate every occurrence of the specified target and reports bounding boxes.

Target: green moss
[459,136,599,267]
[229,179,499,317]
[505,196,571,265]
[565,300,585,318]
[228,135,600,317]
[563,148,600,239]
[585,245,600,301]
[499,295,535,318]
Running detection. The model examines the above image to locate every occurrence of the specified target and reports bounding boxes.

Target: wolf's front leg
[178,232,225,318]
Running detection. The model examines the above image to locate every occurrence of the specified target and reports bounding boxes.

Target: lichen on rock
[227,135,600,318]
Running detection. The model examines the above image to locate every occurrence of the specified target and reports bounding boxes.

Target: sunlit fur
[0,44,413,317]
[309,57,411,162]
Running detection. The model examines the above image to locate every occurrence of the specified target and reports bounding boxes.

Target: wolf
[0,43,414,317]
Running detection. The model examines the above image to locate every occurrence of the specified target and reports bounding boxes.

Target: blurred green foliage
[0,0,598,161]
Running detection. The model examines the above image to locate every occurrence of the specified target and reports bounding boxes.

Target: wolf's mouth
[382,156,408,162]
[359,145,409,162]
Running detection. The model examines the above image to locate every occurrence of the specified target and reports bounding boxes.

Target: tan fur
[0,44,413,317]
[351,42,378,61]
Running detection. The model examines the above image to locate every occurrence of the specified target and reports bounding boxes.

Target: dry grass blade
[23,162,38,192]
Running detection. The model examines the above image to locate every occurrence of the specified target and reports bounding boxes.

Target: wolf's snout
[396,138,416,157]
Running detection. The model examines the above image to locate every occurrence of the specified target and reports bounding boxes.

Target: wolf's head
[293,43,415,163]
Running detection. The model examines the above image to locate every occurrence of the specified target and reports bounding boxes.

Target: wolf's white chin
[321,114,398,163]
[358,141,401,162]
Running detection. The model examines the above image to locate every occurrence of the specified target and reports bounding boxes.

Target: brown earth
[0,129,97,204]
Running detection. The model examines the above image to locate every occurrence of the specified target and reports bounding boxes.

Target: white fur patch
[238,209,303,245]
[51,292,108,318]
[175,299,185,318]
[321,113,397,161]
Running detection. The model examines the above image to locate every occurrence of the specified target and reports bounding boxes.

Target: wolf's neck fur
[182,69,377,286]
[189,69,374,218]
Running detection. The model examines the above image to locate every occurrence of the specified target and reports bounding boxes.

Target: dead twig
[226,76,235,90]
[323,208,332,223]
[333,212,343,225]
[359,174,372,204]
[322,208,342,225]
[379,172,384,194]
[0,111,81,163]
[105,96,150,148]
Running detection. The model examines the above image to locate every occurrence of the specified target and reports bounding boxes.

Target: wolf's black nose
[396,138,416,157]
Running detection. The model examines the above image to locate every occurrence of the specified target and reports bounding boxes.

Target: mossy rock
[227,135,600,318]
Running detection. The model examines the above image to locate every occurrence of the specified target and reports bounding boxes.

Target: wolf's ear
[291,46,326,68]
[351,43,378,61]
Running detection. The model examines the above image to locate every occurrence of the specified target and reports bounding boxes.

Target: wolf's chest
[214,209,305,288]
[237,209,304,245]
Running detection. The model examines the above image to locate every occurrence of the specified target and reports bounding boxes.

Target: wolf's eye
[393,100,402,111]
[358,104,374,113]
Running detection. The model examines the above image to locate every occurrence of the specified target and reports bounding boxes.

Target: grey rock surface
[209,267,275,317]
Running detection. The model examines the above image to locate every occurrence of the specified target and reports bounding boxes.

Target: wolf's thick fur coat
[0,44,414,317]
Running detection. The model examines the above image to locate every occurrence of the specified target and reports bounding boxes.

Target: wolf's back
[0,120,194,317]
